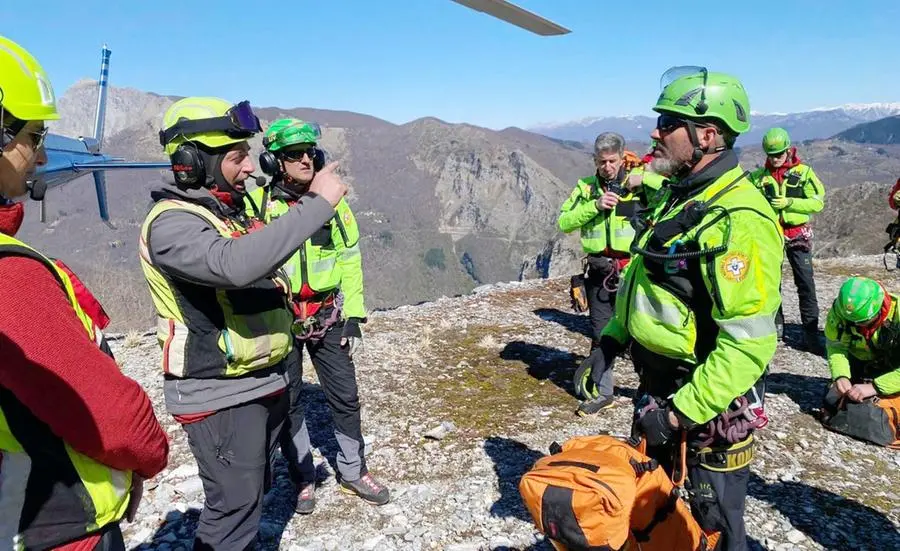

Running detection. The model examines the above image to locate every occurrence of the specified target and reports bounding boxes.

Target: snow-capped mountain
[529,103,900,147]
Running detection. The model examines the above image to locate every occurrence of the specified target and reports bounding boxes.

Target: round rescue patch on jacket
[721,253,750,282]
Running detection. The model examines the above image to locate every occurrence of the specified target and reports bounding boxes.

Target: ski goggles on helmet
[158,100,262,146]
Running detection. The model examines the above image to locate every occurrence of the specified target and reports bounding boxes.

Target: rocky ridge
[110,255,900,551]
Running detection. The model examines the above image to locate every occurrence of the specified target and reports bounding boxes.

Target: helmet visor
[660,65,708,91]
[228,101,262,134]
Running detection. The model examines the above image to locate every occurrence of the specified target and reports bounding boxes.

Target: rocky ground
[111,254,900,551]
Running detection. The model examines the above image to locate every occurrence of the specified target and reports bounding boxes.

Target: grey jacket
[145,178,335,414]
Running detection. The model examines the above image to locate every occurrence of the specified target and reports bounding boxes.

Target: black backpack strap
[629,457,659,475]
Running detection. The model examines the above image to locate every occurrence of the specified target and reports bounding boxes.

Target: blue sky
[4,0,899,129]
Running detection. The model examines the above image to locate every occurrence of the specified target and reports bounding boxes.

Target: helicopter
[29,1,568,224]
[450,0,570,36]
[30,44,169,224]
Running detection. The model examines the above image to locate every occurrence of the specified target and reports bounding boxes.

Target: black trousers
[775,245,819,334]
[280,320,367,484]
[584,260,618,398]
[184,393,288,551]
[643,440,750,551]
[689,464,750,551]
[585,263,617,351]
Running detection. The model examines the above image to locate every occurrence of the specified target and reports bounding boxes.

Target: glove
[340,318,363,359]
[637,407,678,447]
[892,190,900,205]
[769,197,792,210]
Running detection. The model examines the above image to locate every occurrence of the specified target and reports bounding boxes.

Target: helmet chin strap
[680,120,727,174]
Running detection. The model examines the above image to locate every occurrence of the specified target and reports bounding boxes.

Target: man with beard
[751,127,826,353]
[594,68,782,550]
[141,98,347,549]
[559,132,661,416]
[246,118,390,513]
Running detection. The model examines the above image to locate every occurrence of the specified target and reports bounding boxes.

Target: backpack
[822,393,900,449]
[518,435,719,551]
[623,150,643,172]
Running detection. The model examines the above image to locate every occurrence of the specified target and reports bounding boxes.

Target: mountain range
[19,80,900,330]
[528,103,900,146]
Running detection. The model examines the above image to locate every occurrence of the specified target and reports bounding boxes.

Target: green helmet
[160,97,261,156]
[653,67,750,135]
[835,277,885,324]
[263,118,321,152]
[0,35,59,121]
[762,127,791,155]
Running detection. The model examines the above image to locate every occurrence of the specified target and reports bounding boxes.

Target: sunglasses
[655,114,690,133]
[1,124,47,150]
[281,146,317,162]
[27,126,48,149]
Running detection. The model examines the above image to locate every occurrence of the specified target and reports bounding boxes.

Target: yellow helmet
[0,35,59,121]
[159,96,261,156]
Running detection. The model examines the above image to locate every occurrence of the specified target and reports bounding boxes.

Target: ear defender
[259,150,281,177]
[313,147,325,172]
[170,143,206,188]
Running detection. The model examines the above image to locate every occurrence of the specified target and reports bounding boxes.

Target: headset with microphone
[159,100,262,189]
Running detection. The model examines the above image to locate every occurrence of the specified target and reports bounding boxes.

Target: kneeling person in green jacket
[247,118,390,512]
[822,277,900,448]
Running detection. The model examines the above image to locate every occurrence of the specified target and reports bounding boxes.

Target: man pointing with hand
[139,97,346,550]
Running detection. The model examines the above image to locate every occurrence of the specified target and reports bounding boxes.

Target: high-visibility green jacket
[750,163,824,227]
[246,186,366,320]
[825,294,900,395]
[603,155,784,424]
[558,167,663,255]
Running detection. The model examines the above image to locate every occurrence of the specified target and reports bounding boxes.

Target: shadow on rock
[781,322,825,358]
[534,307,592,340]
[136,460,304,551]
[747,537,765,551]
[765,371,829,414]
[483,436,547,522]
[500,341,637,402]
[500,340,583,398]
[132,508,201,550]
[748,472,900,550]
[298,381,345,477]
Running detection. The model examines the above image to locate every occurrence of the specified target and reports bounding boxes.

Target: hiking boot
[576,395,616,417]
[295,482,316,515]
[340,473,390,505]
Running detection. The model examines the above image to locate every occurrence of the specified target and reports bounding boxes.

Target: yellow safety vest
[138,199,293,378]
[0,234,131,550]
